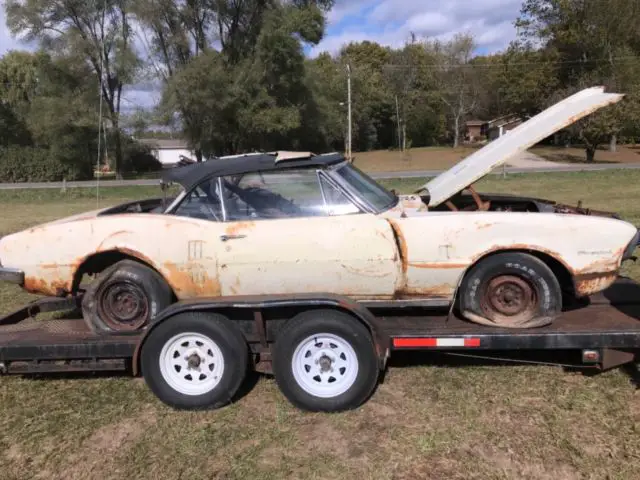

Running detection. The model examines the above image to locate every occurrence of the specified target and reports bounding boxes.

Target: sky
[0,1,524,110]
[310,0,524,57]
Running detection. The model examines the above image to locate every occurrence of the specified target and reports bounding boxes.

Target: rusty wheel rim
[97,281,150,331]
[481,275,537,325]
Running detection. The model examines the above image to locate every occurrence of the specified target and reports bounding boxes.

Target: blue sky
[1,1,524,110]
[310,0,524,56]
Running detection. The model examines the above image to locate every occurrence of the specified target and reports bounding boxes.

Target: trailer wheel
[272,309,379,412]
[459,252,562,328]
[82,260,172,333]
[140,312,248,410]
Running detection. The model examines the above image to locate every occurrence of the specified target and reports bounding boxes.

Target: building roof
[161,152,346,191]
[486,113,522,128]
[465,120,485,126]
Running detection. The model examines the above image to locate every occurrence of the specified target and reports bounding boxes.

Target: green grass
[1,170,640,479]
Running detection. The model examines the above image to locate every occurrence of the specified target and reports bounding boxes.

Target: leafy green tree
[0,50,100,180]
[516,0,640,159]
[422,33,479,147]
[6,0,140,178]
[136,0,332,158]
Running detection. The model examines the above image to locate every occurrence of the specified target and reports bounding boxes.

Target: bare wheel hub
[482,275,537,321]
[186,353,202,369]
[98,281,150,331]
[317,354,333,373]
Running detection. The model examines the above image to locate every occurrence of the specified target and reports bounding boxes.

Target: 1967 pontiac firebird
[0,87,638,333]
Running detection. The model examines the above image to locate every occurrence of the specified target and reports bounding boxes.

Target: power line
[327,54,640,70]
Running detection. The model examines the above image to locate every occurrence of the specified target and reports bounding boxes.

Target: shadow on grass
[540,153,621,164]
[621,362,640,388]
[386,348,589,370]
[12,361,262,407]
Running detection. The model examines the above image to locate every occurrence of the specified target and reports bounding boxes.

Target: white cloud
[1,10,16,54]
[314,0,523,57]
[1,9,37,55]
[326,0,377,25]
[405,12,454,36]
[309,28,405,58]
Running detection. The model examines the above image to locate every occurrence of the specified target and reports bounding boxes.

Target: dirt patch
[52,409,157,480]
[471,445,580,480]
[296,421,351,457]
[5,444,23,462]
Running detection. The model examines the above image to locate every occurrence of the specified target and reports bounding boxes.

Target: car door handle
[220,234,246,242]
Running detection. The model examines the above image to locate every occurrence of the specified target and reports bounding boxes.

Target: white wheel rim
[158,332,225,396]
[291,333,359,398]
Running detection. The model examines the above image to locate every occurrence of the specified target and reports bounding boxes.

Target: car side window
[174,178,224,221]
[319,175,361,216]
[220,169,361,220]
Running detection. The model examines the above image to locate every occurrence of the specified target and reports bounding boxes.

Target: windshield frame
[326,161,399,214]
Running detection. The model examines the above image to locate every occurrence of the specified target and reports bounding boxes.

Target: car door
[215,168,400,299]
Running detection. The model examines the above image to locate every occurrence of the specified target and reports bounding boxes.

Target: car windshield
[333,163,397,212]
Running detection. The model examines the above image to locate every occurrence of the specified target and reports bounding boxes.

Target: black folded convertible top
[161,152,346,191]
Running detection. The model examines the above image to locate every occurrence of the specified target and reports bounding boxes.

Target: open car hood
[420,87,624,207]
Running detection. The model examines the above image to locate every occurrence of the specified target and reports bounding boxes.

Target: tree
[338,41,394,151]
[424,33,479,148]
[0,50,100,180]
[6,0,140,178]
[157,2,330,157]
[384,35,419,152]
[473,42,560,122]
[516,0,640,160]
[135,0,333,158]
[0,50,39,146]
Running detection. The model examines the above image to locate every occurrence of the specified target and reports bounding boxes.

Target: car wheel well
[72,250,176,299]
[462,249,574,298]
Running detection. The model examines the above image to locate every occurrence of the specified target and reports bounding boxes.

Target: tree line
[2,0,640,182]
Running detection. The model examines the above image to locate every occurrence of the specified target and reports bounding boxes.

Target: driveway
[506,151,566,169]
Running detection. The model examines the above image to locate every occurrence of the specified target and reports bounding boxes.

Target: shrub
[0,145,96,182]
[121,141,162,173]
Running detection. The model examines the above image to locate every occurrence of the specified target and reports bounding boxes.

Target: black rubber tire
[81,259,173,334]
[272,309,380,412]
[459,252,562,328]
[140,312,248,410]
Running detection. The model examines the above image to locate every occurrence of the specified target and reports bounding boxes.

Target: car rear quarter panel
[387,211,637,299]
[0,214,222,297]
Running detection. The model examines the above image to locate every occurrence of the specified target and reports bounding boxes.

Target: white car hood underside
[422,86,624,207]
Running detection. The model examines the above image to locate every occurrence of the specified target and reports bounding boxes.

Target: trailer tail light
[393,337,481,348]
[582,349,600,364]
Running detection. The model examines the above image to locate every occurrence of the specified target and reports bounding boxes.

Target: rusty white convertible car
[0,87,638,333]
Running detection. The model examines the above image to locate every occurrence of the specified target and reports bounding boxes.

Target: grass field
[352,146,480,172]
[532,145,640,164]
[1,170,640,479]
[350,144,640,173]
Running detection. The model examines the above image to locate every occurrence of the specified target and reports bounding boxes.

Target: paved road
[1,162,640,190]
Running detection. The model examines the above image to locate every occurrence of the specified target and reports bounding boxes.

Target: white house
[138,138,196,167]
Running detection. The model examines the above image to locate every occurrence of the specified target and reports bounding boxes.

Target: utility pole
[395,95,402,152]
[346,63,352,162]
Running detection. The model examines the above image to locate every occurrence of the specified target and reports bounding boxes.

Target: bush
[0,145,93,182]
[121,142,162,173]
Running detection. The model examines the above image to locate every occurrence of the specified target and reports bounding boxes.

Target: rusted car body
[0,87,637,332]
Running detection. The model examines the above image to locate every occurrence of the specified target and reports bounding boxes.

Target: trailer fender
[131,293,391,376]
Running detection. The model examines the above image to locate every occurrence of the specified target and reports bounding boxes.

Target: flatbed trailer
[1,278,640,412]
